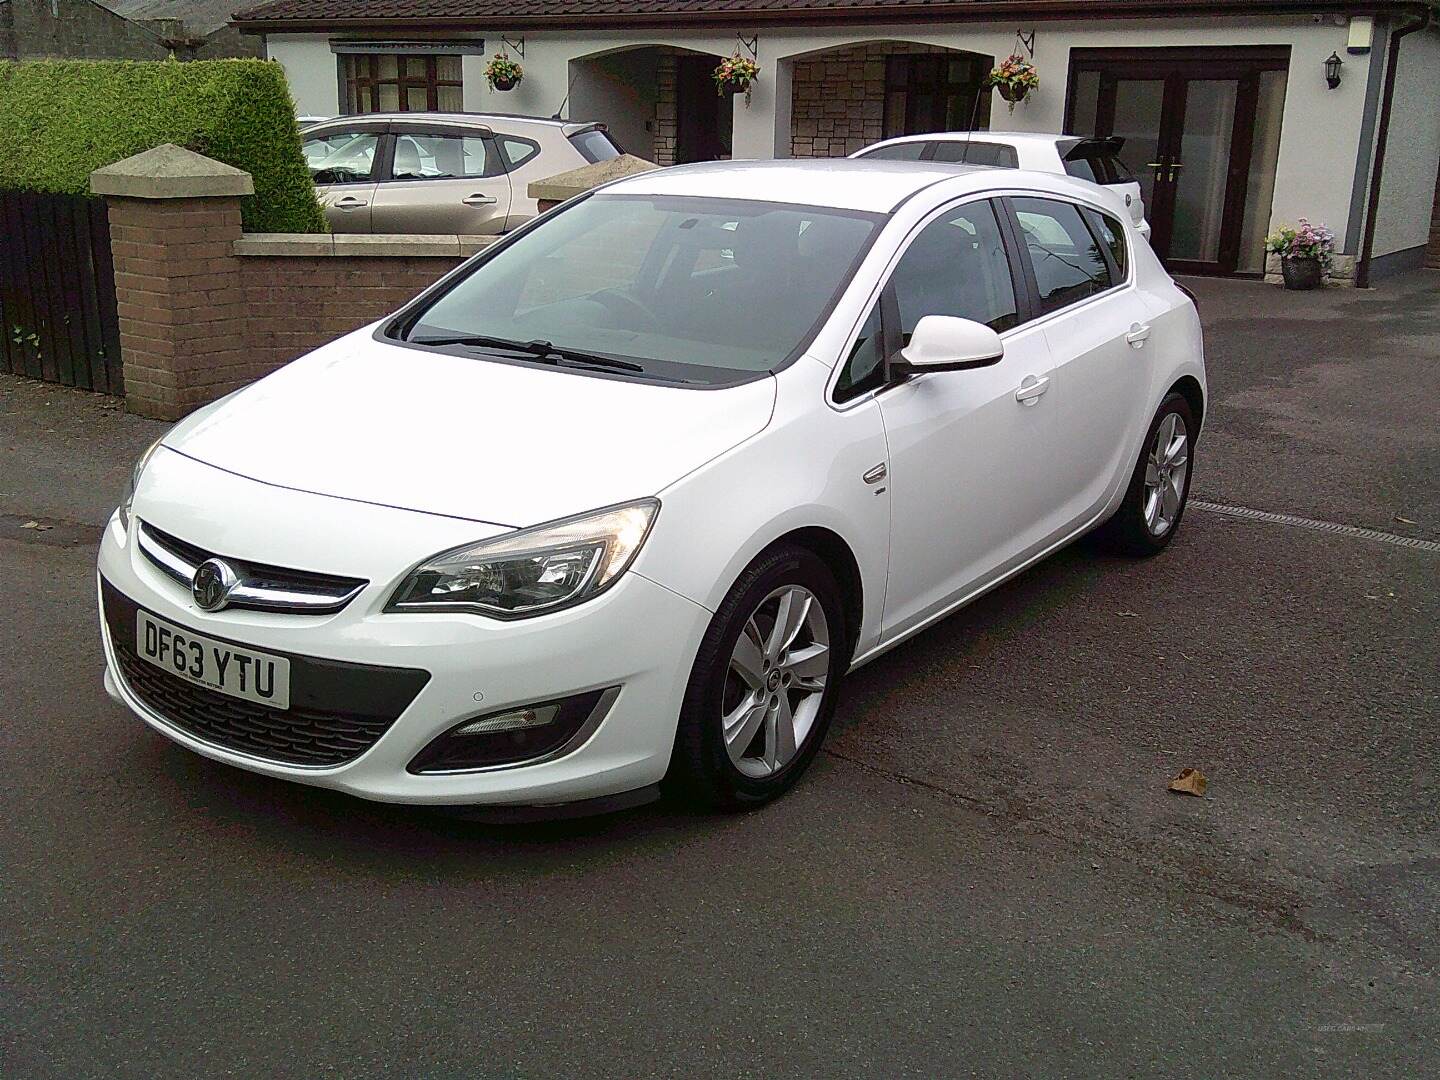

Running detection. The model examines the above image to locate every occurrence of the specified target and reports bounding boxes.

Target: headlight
[118,436,166,534]
[387,499,659,619]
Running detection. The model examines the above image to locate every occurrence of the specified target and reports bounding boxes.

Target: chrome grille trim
[137,522,368,615]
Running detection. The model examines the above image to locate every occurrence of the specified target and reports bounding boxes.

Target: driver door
[875,198,1058,641]
[302,129,380,233]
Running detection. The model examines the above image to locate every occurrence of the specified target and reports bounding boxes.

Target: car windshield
[402,193,883,384]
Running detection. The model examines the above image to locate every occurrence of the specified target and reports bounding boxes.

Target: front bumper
[97,492,710,807]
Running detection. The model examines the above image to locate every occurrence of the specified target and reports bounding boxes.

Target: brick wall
[108,196,254,417]
[238,254,463,376]
[654,54,679,167]
[790,42,952,158]
[106,189,473,418]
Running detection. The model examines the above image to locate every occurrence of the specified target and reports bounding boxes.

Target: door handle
[332,196,367,210]
[862,463,887,485]
[462,193,499,206]
[1015,374,1050,406]
[1125,323,1152,349]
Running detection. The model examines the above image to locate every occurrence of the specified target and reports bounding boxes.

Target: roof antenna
[958,78,986,165]
[552,65,579,120]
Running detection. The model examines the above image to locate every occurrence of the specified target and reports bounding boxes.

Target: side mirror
[891,315,1004,377]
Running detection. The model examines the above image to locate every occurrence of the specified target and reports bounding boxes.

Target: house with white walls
[232,0,1440,283]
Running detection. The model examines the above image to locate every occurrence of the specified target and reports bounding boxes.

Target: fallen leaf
[20,520,51,531]
[1168,767,1207,797]
[1116,611,1140,618]
[1394,516,1417,525]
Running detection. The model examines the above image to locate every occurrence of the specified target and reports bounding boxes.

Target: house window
[341,54,463,114]
[883,54,990,139]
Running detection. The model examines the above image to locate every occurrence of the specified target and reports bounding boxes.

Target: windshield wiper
[409,333,646,374]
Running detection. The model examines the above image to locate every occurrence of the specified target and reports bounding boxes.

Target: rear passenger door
[368,129,512,234]
[1003,196,1151,529]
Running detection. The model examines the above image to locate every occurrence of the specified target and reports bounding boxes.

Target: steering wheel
[592,288,662,329]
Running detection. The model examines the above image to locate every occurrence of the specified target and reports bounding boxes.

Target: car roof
[601,158,1091,214]
[871,131,1079,148]
[305,112,594,132]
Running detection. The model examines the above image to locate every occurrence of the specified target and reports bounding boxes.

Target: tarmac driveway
[2,271,1436,1078]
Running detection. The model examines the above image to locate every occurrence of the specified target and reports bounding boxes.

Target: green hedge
[0,59,326,233]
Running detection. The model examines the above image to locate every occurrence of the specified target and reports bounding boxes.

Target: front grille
[138,522,368,615]
[103,580,429,768]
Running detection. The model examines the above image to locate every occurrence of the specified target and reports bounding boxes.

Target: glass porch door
[1068,49,1289,276]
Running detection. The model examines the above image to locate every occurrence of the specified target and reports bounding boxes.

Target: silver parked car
[300,113,623,234]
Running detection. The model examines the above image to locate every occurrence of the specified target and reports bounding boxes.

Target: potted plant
[1265,219,1335,290]
[484,53,523,92]
[713,54,760,105]
[985,53,1039,110]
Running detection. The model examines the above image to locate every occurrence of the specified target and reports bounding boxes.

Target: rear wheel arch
[1168,375,1205,433]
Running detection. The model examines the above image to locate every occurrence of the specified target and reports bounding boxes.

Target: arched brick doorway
[568,45,729,165]
[788,41,995,158]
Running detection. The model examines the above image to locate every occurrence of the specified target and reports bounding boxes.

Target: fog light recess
[408,689,613,773]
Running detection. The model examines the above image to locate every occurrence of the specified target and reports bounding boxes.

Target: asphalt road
[2,272,1437,1077]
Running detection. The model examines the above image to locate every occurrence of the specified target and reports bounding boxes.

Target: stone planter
[1280,256,1324,291]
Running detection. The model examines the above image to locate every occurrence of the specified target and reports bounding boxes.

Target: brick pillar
[90,144,253,419]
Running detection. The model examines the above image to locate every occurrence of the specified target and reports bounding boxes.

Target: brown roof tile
[231,0,1430,29]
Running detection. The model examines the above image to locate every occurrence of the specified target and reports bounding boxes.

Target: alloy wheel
[1143,412,1189,536]
[720,585,830,779]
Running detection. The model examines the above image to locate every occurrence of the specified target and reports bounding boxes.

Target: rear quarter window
[569,129,623,163]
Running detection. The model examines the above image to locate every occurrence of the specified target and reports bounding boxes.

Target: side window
[499,137,541,170]
[834,302,886,403]
[858,142,927,161]
[1011,197,1113,314]
[390,134,496,181]
[930,141,1019,168]
[1083,208,1128,280]
[568,129,622,163]
[302,132,379,184]
[890,200,1020,340]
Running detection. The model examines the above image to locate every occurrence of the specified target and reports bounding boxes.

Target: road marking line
[1190,500,1440,553]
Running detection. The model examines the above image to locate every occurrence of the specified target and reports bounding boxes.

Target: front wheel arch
[754,526,862,666]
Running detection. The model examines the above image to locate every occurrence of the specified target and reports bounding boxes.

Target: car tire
[663,544,849,811]
[1096,392,1196,557]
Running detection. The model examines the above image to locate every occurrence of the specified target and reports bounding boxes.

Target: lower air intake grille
[103,579,429,767]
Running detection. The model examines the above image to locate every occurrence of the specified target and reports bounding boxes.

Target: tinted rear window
[1062,143,1135,185]
[569,128,623,163]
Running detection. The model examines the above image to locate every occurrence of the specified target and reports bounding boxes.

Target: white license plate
[135,610,291,709]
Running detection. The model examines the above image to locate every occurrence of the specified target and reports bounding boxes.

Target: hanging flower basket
[1266,219,1335,290]
[713,54,760,106]
[985,53,1039,111]
[484,54,523,92]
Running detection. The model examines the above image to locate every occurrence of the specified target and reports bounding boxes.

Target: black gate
[0,190,124,394]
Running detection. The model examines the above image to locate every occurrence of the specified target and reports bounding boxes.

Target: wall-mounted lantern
[1324,51,1345,89]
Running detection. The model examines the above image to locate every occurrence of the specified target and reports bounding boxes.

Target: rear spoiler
[1063,136,1126,160]
[561,122,608,138]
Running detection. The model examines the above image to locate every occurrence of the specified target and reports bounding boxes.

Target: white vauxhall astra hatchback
[98,159,1205,815]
